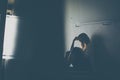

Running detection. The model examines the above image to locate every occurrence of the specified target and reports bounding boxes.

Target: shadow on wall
[90,34,113,79]
[89,33,120,79]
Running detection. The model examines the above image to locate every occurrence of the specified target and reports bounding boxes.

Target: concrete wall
[64,0,120,56]
[64,0,120,78]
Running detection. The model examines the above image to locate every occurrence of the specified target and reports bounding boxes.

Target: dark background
[1,0,65,80]
[0,0,120,80]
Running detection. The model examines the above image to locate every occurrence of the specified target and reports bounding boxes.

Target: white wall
[64,0,120,53]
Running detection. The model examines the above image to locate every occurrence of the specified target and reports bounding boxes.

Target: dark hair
[77,33,90,45]
[70,33,90,51]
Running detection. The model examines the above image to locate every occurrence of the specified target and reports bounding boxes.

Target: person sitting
[65,33,92,72]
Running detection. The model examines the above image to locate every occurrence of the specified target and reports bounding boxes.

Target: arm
[70,37,78,51]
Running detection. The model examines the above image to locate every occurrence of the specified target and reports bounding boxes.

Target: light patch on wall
[2,15,19,60]
[8,0,15,4]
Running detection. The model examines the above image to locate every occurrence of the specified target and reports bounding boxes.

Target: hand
[73,37,78,41]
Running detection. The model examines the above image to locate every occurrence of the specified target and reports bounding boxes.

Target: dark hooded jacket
[65,47,92,72]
